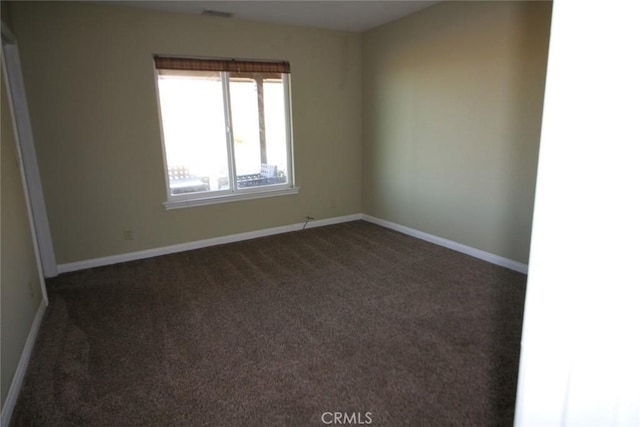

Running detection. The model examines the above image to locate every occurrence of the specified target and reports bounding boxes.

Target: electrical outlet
[123,228,134,240]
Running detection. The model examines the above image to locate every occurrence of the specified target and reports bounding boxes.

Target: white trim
[0,300,46,427]
[1,52,49,305]
[222,71,238,192]
[152,64,173,202]
[1,27,58,278]
[361,215,528,274]
[57,214,362,273]
[57,213,527,274]
[283,73,295,187]
[302,213,363,228]
[163,186,300,210]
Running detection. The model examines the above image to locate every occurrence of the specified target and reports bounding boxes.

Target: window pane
[264,78,289,183]
[229,73,288,189]
[229,76,261,176]
[157,71,230,195]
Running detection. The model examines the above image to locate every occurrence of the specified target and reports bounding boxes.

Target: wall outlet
[123,228,134,240]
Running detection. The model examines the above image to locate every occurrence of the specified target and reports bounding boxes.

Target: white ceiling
[106,1,439,33]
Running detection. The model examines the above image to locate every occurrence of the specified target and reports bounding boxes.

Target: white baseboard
[57,214,363,274]
[361,215,528,274]
[1,299,46,427]
[57,213,526,275]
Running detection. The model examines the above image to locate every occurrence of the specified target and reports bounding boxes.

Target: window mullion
[222,72,237,192]
[283,74,294,186]
[256,77,267,164]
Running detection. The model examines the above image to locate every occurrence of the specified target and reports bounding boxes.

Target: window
[154,56,297,209]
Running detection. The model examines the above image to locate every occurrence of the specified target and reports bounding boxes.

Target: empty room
[2,1,638,426]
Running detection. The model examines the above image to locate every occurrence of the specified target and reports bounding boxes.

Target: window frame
[153,56,299,210]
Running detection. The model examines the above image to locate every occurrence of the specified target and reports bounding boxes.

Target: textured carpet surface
[11,221,527,426]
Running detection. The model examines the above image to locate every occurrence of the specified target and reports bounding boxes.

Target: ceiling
[106,1,439,33]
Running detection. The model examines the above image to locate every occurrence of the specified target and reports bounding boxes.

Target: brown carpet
[11,221,527,426]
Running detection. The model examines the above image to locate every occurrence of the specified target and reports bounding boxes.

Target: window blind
[154,56,290,74]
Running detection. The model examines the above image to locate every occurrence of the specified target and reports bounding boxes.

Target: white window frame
[153,60,299,210]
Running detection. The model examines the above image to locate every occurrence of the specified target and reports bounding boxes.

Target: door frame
[2,22,57,282]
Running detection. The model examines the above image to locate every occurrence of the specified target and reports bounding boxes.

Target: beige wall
[1,61,43,408]
[362,1,551,264]
[10,1,551,267]
[10,2,362,264]
[1,2,13,30]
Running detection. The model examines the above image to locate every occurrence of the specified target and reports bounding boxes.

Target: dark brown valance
[154,56,290,74]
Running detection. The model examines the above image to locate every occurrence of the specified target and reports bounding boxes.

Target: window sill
[163,186,300,210]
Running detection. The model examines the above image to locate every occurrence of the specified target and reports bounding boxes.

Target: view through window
[155,57,293,204]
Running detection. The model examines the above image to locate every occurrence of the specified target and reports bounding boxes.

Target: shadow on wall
[499,3,552,261]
